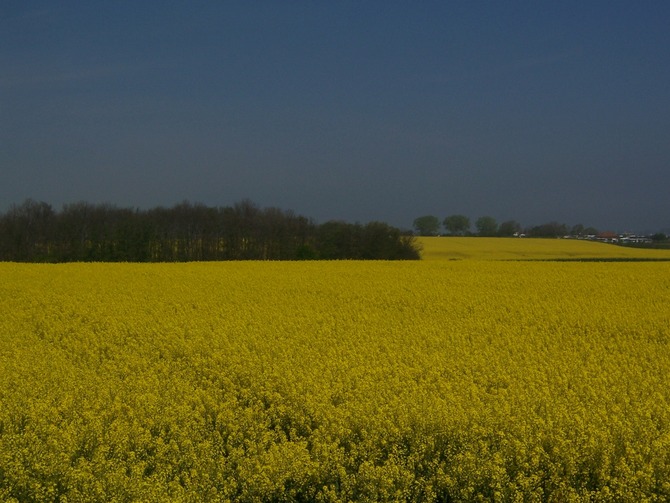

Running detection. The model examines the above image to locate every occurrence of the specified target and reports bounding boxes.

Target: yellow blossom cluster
[1,256,670,501]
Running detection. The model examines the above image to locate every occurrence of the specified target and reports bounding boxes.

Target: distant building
[596,231,618,243]
[619,234,653,244]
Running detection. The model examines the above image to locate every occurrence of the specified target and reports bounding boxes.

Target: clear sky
[2,1,669,233]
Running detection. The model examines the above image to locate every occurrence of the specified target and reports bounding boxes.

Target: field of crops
[418,236,670,261]
[2,241,670,501]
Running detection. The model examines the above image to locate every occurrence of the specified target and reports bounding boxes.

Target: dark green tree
[570,224,585,237]
[498,220,522,237]
[360,221,420,260]
[0,200,421,262]
[413,215,440,236]
[0,199,55,261]
[443,214,470,235]
[528,221,569,238]
[475,216,498,237]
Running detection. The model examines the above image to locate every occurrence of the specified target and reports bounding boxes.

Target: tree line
[413,214,600,238]
[0,199,420,262]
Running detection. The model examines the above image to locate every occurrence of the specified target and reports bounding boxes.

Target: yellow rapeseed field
[418,236,670,261]
[2,244,670,501]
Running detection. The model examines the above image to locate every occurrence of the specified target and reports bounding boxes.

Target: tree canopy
[475,216,498,237]
[443,214,470,236]
[0,199,420,262]
[498,220,522,237]
[413,215,441,236]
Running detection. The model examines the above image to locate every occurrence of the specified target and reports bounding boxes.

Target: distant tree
[360,221,421,260]
[58,201,108,260]
[413,215,440,236]
[651,233,668,242]
[528,221,569,238]
[570,224,585,237]
[475,216,498,237]
[443,214,470,235]
[0,199,55,261]
[498,220,522,237]
[0,199,421,262]
[316,221,358,259]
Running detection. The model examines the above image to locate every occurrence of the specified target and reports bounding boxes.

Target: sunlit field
[418,236,670,261]
[2,246,670,500]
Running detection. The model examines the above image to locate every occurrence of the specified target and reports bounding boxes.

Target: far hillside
[418,237,670,261]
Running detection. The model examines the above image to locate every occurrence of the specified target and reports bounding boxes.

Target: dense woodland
[0,199,420,262]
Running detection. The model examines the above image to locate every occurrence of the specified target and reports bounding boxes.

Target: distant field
[418,236,670,261]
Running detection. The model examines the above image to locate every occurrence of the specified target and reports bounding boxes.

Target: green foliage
[498,220,522,237]
[413,215,440,236]
[0,200,420,262]
[528,221,569,238]
[443,214,470,236]
[475,216,498,237]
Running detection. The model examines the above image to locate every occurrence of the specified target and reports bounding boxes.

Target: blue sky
[2,1,669,233]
